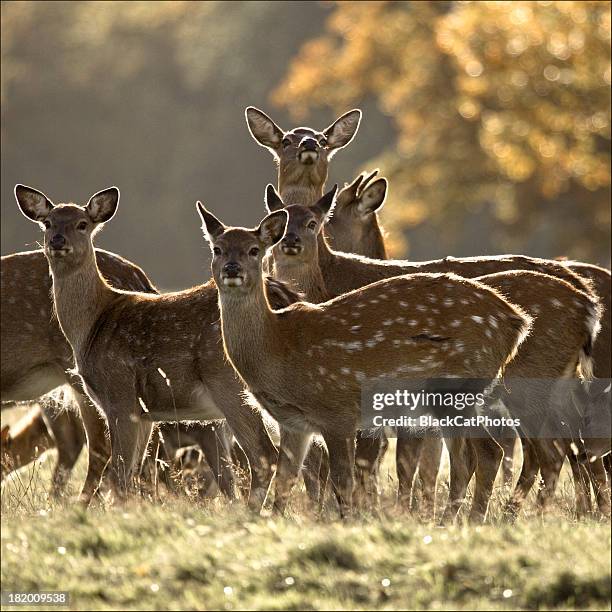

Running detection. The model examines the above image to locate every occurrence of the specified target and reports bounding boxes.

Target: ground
[1,416,611,611]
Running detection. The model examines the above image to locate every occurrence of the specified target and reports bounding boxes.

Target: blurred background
[2,0,610,291]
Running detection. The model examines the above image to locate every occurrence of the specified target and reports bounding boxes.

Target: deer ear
[196,202,226,241]
[357,178,387,214]
[313,185,338,221]
[264,184,285,213]
[86,187,119,224]
[257,209,288,247]
[323,109,361,155]
[14,184,54,223]
[245,107,284,152]
[336,174,365,208]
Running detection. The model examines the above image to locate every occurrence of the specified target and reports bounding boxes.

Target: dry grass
[1,408,611,611]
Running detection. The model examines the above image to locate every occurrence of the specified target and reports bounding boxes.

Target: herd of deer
[1,107,611,522]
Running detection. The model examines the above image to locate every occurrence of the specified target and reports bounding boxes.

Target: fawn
[326,174,612,516]
[265,185,604,519]
[14,184,289,509]
[1,245,156,504]
[197,195,532,519]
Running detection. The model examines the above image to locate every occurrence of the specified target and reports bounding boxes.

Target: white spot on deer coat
[471,315,484,324]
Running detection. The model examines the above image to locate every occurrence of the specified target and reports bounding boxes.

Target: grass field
[1,422,611,611]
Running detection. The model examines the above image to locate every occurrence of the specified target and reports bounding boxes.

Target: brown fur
[14,186,281,509]
[320,177,611,517]
[267,188,602,520]
[1,247,155,504]
[199,204,531,519]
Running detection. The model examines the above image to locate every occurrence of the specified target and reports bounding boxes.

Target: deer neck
[278,184,323,207]
[361,221,388,260]
[49,248,115,361]
[217,282,282,386]
[273,243,330,303]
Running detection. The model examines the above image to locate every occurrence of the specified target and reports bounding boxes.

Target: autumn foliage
[274,1,611,261]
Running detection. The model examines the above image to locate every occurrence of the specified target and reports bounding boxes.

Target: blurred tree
[273,1,611,264]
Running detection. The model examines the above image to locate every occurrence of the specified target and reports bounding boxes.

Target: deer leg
[354,429,388,509]
[417,437,443,520]
[505,439,539,518]
[499,437,516,489]
[441,438,476,524]
[567,452,593,518]
[323,432,355,518]
[534,440,565,513]
[586,457,611,516]
[72,388,111,506]
[396,435,423,510]
[302,439,329,510]
[230,440,251,500]
[106,406,152,500]
[44,406,86,499]
[273,427,313,515]
[189,422,236,500]
[469,436,503,523]
[208,385,277,511]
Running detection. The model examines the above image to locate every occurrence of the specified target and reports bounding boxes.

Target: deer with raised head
[14,184,293,508]
[197,191,533,520]
[264,185,605,518]
[246,107,611,513]
[327,174,611,515]
[246,107,609,382]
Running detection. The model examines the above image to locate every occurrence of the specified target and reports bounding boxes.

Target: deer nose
[300,137,318,151]
[298,138,319,164]
[281,233,302,255]
[223,262,242,278]
[49,234,66,250]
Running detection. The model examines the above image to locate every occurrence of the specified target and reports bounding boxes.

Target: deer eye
[76,221,88,231]
[319,136,328,147]
[213,247,222,256]
[43,219,51,229]
[249,247,260,257]
[307,220,317,230]
[282,138,292,148]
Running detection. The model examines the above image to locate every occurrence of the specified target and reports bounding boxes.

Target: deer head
[245,106,361,203]
[265,185,338,269]
[15,185,119,273]
[325,170,388,258]
[197,201,288,295]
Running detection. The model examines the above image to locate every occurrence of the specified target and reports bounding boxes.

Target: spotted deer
[1,245,158,504]
[197,195,533,520]
[328,174,611,515]
[245,107,610,513]
[246,108,609,384]
[2,241,254,505]
[264,185,604,519]
[14,184,297,509]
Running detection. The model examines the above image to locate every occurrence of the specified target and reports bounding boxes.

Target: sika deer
[197,194,532,519]
[265,186,603,519]
[15,185,282,508]
[1,246,156,504]
[246,106,361,208]
[327,175,611,515]
[247,109,609,383]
